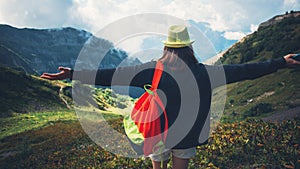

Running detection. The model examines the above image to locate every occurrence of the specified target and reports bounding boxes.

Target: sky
[0,0,299,58]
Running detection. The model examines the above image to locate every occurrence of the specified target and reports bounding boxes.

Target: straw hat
[163,25,195,48]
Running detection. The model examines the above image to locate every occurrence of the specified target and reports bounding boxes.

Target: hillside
[0,65,69,117]
[218,11,300,122]
[221,11,300,64]
[0,24,141,75]
[0,64,135,117]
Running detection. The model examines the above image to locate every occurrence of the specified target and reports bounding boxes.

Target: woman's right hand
[40,66,72,80]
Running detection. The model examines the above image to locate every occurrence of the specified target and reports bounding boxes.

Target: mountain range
[0,21,238,75]
[0,25,141,75]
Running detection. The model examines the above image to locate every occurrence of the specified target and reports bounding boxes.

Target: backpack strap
[151,61,168,140]
[152,61,164,89]
[151,61,167,169]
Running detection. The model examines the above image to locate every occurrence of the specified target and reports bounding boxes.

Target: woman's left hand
[284,54,300,67]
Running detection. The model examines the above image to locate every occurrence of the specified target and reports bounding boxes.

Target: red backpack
[123,61,168,156]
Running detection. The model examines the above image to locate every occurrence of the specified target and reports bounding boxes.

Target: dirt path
[262,106,300,122]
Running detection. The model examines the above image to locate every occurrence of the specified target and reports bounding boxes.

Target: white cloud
[0,0,72,28]
[0,0,298,33]
[250,24,259,33]
[116,35,150,56]
[68,0,170,33]
[283,0,300,12]
[284,0,298,7]
[223,31,246,40]
[0,0,299,52]
[67,0,298,36]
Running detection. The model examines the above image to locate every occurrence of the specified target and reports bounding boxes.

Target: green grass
[217,68,300,123]
[0,105,127,140]
[0,109,77,140]
[193,118,300,168]
[0,117,298,169]
[0,65,70,117]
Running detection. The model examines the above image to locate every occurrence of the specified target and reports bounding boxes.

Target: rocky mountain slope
[0,24,141,75]
[218,11,300,122]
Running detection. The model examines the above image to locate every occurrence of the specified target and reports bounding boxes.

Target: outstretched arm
[40,66,72,80]
[206,54,300,89]
[40,61,156,87]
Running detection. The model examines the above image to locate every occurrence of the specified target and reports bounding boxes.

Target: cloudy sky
[0,0,299,58]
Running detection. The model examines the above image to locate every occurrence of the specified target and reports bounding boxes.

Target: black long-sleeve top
[73,58,287,149]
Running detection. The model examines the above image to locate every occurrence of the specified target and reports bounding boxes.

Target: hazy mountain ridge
[189,20,237,54]
[0,24,141,75]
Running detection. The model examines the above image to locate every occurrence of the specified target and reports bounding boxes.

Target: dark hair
[158,46,199,70]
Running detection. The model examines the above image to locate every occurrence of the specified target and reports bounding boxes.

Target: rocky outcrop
[259,10,300,28]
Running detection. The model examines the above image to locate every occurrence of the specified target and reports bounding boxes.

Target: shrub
[244,103,273,117]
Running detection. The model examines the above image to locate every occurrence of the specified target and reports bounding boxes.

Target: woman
[41,25,300,169]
